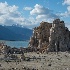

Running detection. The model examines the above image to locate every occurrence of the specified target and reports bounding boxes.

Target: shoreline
[0,40,29,48]
[0,40,29,42]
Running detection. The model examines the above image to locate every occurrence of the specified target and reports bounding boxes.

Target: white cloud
[0,2,19,14]
[0,2,35,27]
[67,6,70,11]
[62,0,70,5]
[30,4,52,15]
[62,0,70,13]
[36,15,54,23]
[23,7,32,10]
[61,0,70,17]
[59,11,69,17]
[0,2,64,28]
[59,0,70,30]
[0,2,21,25]
[30,4,59,23]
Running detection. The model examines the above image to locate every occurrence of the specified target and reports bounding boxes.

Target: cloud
[30,4,59,22]
[30,4,52,15]
[0,2,19,14]
[67,6,70,11]
[62,0,70,5]
[36,15,54,22]
[23,7,32,10]
[63,0,70,13]
[60,0,70,17]
[0,2,21,25]
[0,2,35,28]
[0,2,63,29]
[59,0,70,30]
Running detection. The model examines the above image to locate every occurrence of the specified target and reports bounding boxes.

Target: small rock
[48,64,51,66]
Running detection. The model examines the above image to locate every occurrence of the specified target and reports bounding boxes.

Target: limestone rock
[28,19,70,52]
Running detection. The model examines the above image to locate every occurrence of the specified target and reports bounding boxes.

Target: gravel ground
[0,52,70,70]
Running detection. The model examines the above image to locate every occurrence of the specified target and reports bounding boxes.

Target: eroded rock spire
[29,19,70,53]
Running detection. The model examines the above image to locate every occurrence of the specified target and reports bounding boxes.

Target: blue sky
[0,0,70,29]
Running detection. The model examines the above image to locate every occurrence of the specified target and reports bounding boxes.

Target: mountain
[0,25,33,41]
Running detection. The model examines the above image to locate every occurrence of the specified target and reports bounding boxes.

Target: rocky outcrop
[28,19,70,52]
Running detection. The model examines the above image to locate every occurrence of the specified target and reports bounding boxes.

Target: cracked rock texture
[29,19,70,52]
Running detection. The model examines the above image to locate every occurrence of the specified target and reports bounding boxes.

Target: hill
[0,25,33,41]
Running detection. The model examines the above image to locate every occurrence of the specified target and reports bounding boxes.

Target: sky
[0,0,70,29]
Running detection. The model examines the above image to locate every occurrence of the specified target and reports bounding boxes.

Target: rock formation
[28,19,70,52]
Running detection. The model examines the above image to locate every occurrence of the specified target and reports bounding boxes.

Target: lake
[0,40,29,48]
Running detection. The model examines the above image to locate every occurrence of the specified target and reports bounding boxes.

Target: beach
[0,52,70,70]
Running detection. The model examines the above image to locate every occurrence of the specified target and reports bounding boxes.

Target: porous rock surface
[29,19,70,52]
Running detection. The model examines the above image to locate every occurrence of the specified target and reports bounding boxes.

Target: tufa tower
[28,19,70,53]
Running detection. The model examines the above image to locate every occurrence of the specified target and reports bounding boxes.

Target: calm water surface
[0,40,29,48]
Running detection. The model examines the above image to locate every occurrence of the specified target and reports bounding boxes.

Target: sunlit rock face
[29,19,70,52]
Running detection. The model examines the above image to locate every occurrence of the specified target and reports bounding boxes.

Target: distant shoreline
[0,40,29,42]
[0,40,29,48]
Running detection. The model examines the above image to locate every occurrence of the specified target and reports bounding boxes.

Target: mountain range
[0,25,33,41]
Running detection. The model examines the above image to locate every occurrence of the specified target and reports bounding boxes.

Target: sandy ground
[0,52,70,70]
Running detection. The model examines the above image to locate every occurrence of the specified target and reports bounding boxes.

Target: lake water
[0,40,29,48]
